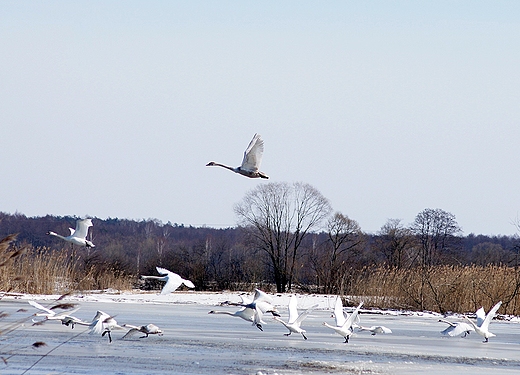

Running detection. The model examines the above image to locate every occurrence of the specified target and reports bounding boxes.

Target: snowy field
[1,291,520,375]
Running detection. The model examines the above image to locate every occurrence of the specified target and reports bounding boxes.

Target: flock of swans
[28,286,503,345]
[39,134,504,346]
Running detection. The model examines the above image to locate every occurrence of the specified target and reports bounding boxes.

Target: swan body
[358,325,392,335]
[323,300,363,343]
[463,301,502,342]
[47,218,95,248]
[89,310,124,343]
[122,323,163,339]
[206,133,269,179]
[273,295,317,340]
[29,300,89,329]
[438,318,474,337]
[141,267,195,294]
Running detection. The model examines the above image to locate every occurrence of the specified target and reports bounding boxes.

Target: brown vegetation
[1,236,133,295]
[349,265,520,315]
[2,232,520,315]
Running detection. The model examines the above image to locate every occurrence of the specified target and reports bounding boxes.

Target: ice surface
[1,291,519,374]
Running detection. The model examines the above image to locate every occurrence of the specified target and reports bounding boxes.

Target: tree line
[1,182,518,299]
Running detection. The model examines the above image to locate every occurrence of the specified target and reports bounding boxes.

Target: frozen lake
[1,294,520,374]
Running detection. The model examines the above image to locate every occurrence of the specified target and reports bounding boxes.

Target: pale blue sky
[1,1,519,235]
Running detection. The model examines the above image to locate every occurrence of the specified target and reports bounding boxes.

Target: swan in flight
[323,300,364,343]
[141,267,195,294]
[29,301,89,329]
[463,301,502,343]
[273,295,318,340]
[47,218,95,248]
[89,310,124,343]
[438,318,474,337]
[216,289,280,331]
[206,133,269,179]
[122,324,163,339]
[358,325,392,335]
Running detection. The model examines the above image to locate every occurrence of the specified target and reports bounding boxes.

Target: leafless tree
[410,208,462,267]
[308,212,363,294]
[374,219,416,269]
[234,182,332,292]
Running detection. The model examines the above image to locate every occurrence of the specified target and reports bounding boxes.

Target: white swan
[216,289,280,331]
[122,324,163,339]
[463,301,502,343]
[438,318,474,337]
[273,295,318,340]
[206,133,269,179]
[89,310,124,343]
[358,325,392,335]
[323,301,364,343]
[209,305,263,330]
[47,218,95,248]
[141,267,195,294]
[28,300,89,329]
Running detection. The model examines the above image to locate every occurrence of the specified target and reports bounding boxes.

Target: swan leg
[102,330,112,343]
[344,336,350,343]
[140,334,149,338]
[256,324,263,331]
[284,332,291,336]
[483,337,489,343]
[301,333,307,340]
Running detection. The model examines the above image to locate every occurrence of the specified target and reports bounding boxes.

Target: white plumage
[141,267,195,294]
[206,133,269,179]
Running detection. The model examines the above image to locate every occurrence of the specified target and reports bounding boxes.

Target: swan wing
[161,273,183,294]
[240,133,264,172]
[181,278,195,288]
[294,304,319,326]
[28,301,54,316]
[481,301,502,331]
[253,289,273,304]
[342,301,363,329]
[287,295,299,324]
[155,266,172,276]
[72,219,93,240]
[475,307,486,327]
[333,297,346,327]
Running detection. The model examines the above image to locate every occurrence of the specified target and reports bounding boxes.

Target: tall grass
[0,236,133,295]
[349,265,520,315]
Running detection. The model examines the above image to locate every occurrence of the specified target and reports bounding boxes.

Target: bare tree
[410,208,462,267]
[308,212,363,294]
[234,182,332,292]
[375,219,416,269]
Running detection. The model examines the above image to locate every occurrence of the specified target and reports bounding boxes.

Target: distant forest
[1,211,519,292]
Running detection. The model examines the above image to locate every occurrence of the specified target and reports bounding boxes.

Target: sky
[1,1,519,236]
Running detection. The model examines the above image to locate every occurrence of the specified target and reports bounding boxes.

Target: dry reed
[349,265,520,315]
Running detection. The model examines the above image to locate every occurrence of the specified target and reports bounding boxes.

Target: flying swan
[29,300,89,329]
[358,325,392,335]
[213,289,280,331]
[273,295,318,340]
[323,298,364,343]
[206,133,269,179]
[463,300,502,343]
[122,324,163,339]
[47,218,95,248]
[438,318,474,337]
[141,267,195,294]
[88,310,124,343]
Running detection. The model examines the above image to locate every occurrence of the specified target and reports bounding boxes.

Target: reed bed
[350,265,520,315]
[0,236,133,295]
